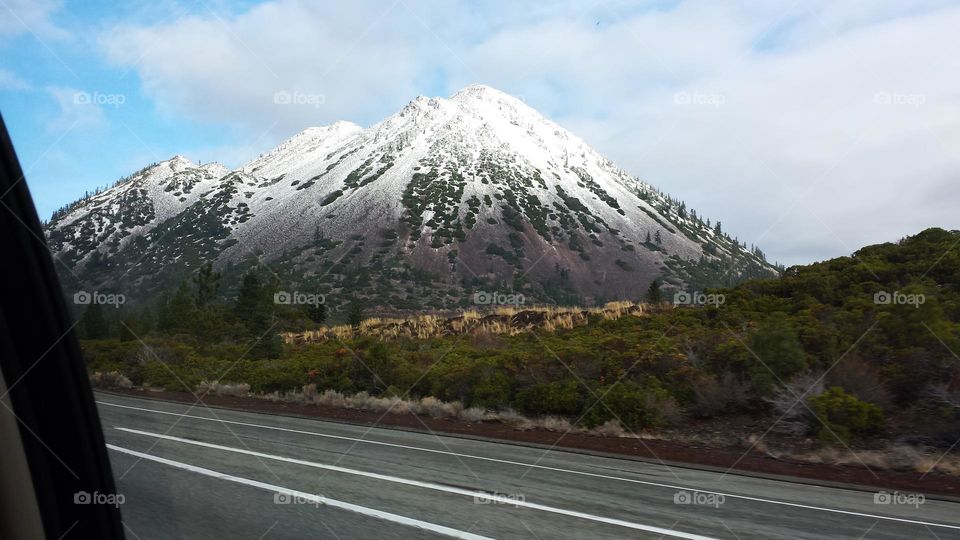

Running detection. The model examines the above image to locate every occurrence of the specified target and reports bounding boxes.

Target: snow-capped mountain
[45,84,777,310]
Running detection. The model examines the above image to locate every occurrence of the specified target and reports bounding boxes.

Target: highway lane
[95,393,960,539]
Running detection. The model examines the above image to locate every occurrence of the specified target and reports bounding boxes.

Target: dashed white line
[106,443,492,540]
[115,426,718,540]
[98,399,960,531]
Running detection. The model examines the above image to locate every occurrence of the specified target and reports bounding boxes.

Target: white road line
[106,444,492,540]
[98,399,960,531]
[115,426,718,540]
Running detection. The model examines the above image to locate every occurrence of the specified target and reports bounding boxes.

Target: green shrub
[244,364,304,393]
[808,387,884,444]
[81,339,142,367]
[469,372,513,408]
[748,313,806,396]
[515,381,581,416]
[141,360,185,391]
[580,380,677,430]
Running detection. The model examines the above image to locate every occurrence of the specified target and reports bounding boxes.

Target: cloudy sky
[2,0,958,265]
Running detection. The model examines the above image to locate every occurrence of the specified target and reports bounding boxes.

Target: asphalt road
[94,393,960,539]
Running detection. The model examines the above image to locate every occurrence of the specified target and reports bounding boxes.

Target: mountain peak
[451,84,509,99]
[165,154,193,165]
[449,84,525,107]
[158,155,199,174]
[46,86,777,310]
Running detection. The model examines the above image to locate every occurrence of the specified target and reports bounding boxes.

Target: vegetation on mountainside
[81,228,960,446]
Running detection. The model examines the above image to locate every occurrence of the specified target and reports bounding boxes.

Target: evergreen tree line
[78,263,349,359]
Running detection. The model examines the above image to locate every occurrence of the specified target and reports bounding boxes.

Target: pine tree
[193,262,220,309]
[646,280,662,304]
[714,221,722,235]
[119,310,150,342]
[235,271,263,330]
[163,281,196,334]
[346,300,366,328]
[749,312,806,396]
[156,293,172,332]
[234,270,281,359]
[81,303,110,339]
[645,231,652,244]
[306,302,327,324]
[654,230,662,245]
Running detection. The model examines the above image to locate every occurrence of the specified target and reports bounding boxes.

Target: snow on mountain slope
[242,121,363,180]
[45,157,228,271]
[46,85,777,308]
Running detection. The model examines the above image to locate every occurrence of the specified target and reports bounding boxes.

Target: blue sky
[2,0,959,265]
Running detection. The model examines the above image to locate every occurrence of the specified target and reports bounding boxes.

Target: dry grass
[765,373,825,435]
[785,445,960,476]
[90,371,132,389]
[252,385,630,437]
[196,380,251,397]
[122,373,960,475]
[282,302,647,344]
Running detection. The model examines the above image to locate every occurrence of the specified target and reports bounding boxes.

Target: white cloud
[0,0,69,41]
[99,0,432,132]
[98,0,960,265]
[0,68,29,90]
[46,86,106,131]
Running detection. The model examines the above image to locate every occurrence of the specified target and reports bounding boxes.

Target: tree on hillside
[159,282,196,335]
[193,262,220,309]
[306,302,328,325]
[646,280,663,304]
[235,271,264,330]
[346,300,366,328]
[119,311,151,342]
[81,303,109,339]
[234,270,281,359]
[192,262,226,340]
[749,312,806,396]
[654,230,662,245]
